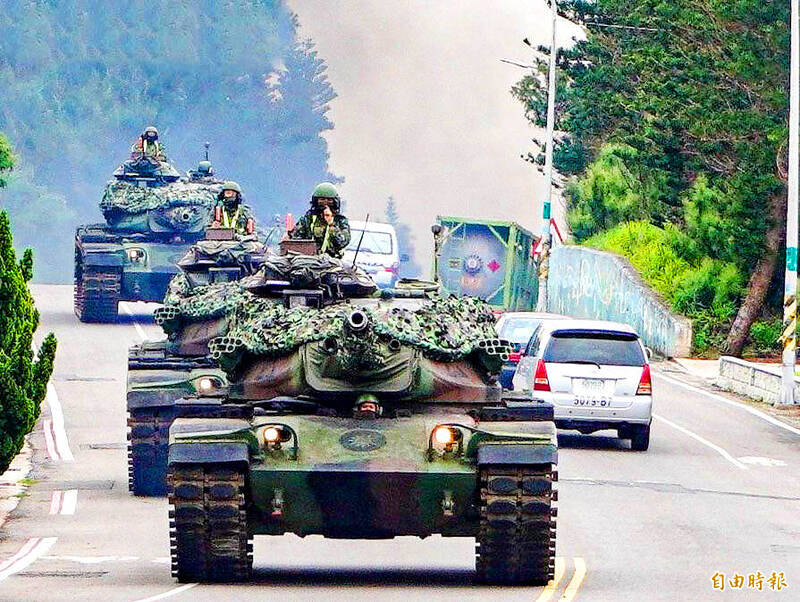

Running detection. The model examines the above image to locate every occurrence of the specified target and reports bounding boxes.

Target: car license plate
[573,396,611,407]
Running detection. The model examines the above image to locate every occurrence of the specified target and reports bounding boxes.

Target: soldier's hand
[322,206,334,225]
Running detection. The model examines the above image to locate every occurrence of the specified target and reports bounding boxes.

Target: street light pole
[781,0,799,405]
[536,0,557,312]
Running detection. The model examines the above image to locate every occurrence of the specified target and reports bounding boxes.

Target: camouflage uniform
[293,212,351,258]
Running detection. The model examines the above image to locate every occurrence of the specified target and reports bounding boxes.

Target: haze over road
[0,285,796,600]
[288,1,583,272]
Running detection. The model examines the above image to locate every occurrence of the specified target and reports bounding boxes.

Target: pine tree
[0,207,57,473]
[385,196,422,278]
[0,134,13,188]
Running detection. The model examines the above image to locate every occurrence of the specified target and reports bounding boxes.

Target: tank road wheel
[127,408,173,496]
[476,464,558,585]
[169,463,253,583]
[75,260,121,323]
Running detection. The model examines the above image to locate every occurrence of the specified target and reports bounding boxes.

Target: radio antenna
[351,213,370,268]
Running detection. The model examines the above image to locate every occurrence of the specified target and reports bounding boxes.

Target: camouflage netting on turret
[100,179,221,216]
[208,293,511,374]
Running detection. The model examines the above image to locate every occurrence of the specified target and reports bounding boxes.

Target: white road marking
[738,456,788,467]
[133,583,198,602]
[653,413,748,470]
[559,557,587,601]
[0,537,57,582]
[46,383,74,462]
[42,555,140,564]
[42,419,60,462]
[48,490,62,514]
[60,489,77,515]
[654,372,800,436]
[120,301,149,342]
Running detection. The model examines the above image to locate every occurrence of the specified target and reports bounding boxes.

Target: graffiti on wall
[547,246,692,357]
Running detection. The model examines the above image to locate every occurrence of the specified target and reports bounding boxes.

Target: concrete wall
[547,246,693,357]
[716,356,800,404]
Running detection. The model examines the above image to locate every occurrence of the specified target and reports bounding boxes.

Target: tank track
[476,464,557,585]
[74,250,121,322]
[169,463,253,583]
[127,408,173,496]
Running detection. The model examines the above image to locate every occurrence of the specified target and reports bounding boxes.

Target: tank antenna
[204,142,210,161]
[351,213,370,268]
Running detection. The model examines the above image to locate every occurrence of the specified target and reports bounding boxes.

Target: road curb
[0,438,32,531]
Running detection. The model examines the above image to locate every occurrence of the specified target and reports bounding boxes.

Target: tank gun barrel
[345,309,370,333]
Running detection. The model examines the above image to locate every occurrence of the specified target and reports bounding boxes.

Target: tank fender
[168,417,257,467]
[82,245,124,267]
[477,442,558,466]
[168,441,249,466]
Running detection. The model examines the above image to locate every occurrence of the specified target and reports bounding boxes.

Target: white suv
[512,319,652,450]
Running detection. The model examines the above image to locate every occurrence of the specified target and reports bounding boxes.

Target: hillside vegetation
[513,0,790,355]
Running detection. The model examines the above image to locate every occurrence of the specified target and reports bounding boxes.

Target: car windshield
[347,230,393,255]
[497,317,543,346]
[543,330,645,367]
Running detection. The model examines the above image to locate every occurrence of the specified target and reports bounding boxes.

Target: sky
[287,0,583,273]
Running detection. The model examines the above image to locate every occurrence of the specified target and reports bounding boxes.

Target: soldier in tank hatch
[130,126,167,162]
[290,182,351,258]
[213,180,255,235]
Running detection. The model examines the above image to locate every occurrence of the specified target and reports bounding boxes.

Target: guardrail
[717,356,800,404]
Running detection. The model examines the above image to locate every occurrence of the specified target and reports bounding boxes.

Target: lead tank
[74,152,221,322]
[164,254,558,585]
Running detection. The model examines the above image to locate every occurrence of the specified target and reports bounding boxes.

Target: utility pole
[535,0,557,311]
[781,0,799,405]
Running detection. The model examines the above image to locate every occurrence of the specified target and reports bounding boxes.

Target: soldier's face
[316,198,336,211]
[223,190,237,200]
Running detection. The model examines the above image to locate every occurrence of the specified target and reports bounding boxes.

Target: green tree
[512,0,790,355]
[0,134,13,188]
[0,209,57,473]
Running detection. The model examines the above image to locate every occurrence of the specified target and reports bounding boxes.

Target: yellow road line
[559,557,587,601]
[535,556,566,602]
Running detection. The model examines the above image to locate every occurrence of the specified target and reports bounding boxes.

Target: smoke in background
[289,0,582,273]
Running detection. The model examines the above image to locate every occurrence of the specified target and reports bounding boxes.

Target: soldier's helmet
[311,182,340,212]
[197,160,213,176]
[219,180,243,205]
[143,126,159,141]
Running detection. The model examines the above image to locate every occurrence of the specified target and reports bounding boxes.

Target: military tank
[74,150,221,322]
[164,252,558,585]
[127,228,268,495]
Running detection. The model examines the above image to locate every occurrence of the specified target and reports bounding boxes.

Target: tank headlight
[435,426,455,445]
[197,377,216,392]
[264,427,281,443]
[127,248,145,263]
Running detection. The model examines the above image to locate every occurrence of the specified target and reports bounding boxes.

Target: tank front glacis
[164,264,559,586]
[74,160,222,322]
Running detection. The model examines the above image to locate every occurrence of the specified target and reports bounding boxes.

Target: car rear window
[543,330,645,366]
[497,318,542,346]
[347,230,393,254]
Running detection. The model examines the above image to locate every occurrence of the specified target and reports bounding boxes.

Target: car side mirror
[645,347,653,361]
[400,253,410,262]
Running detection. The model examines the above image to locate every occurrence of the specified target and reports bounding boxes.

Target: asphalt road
[0,284,797,601]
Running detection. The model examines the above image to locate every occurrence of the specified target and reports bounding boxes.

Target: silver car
[512,319,652,450]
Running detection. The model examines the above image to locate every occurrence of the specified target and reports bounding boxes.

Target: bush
[0,210,56,473]
[748,319,782,356]
[584,221,745,354]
